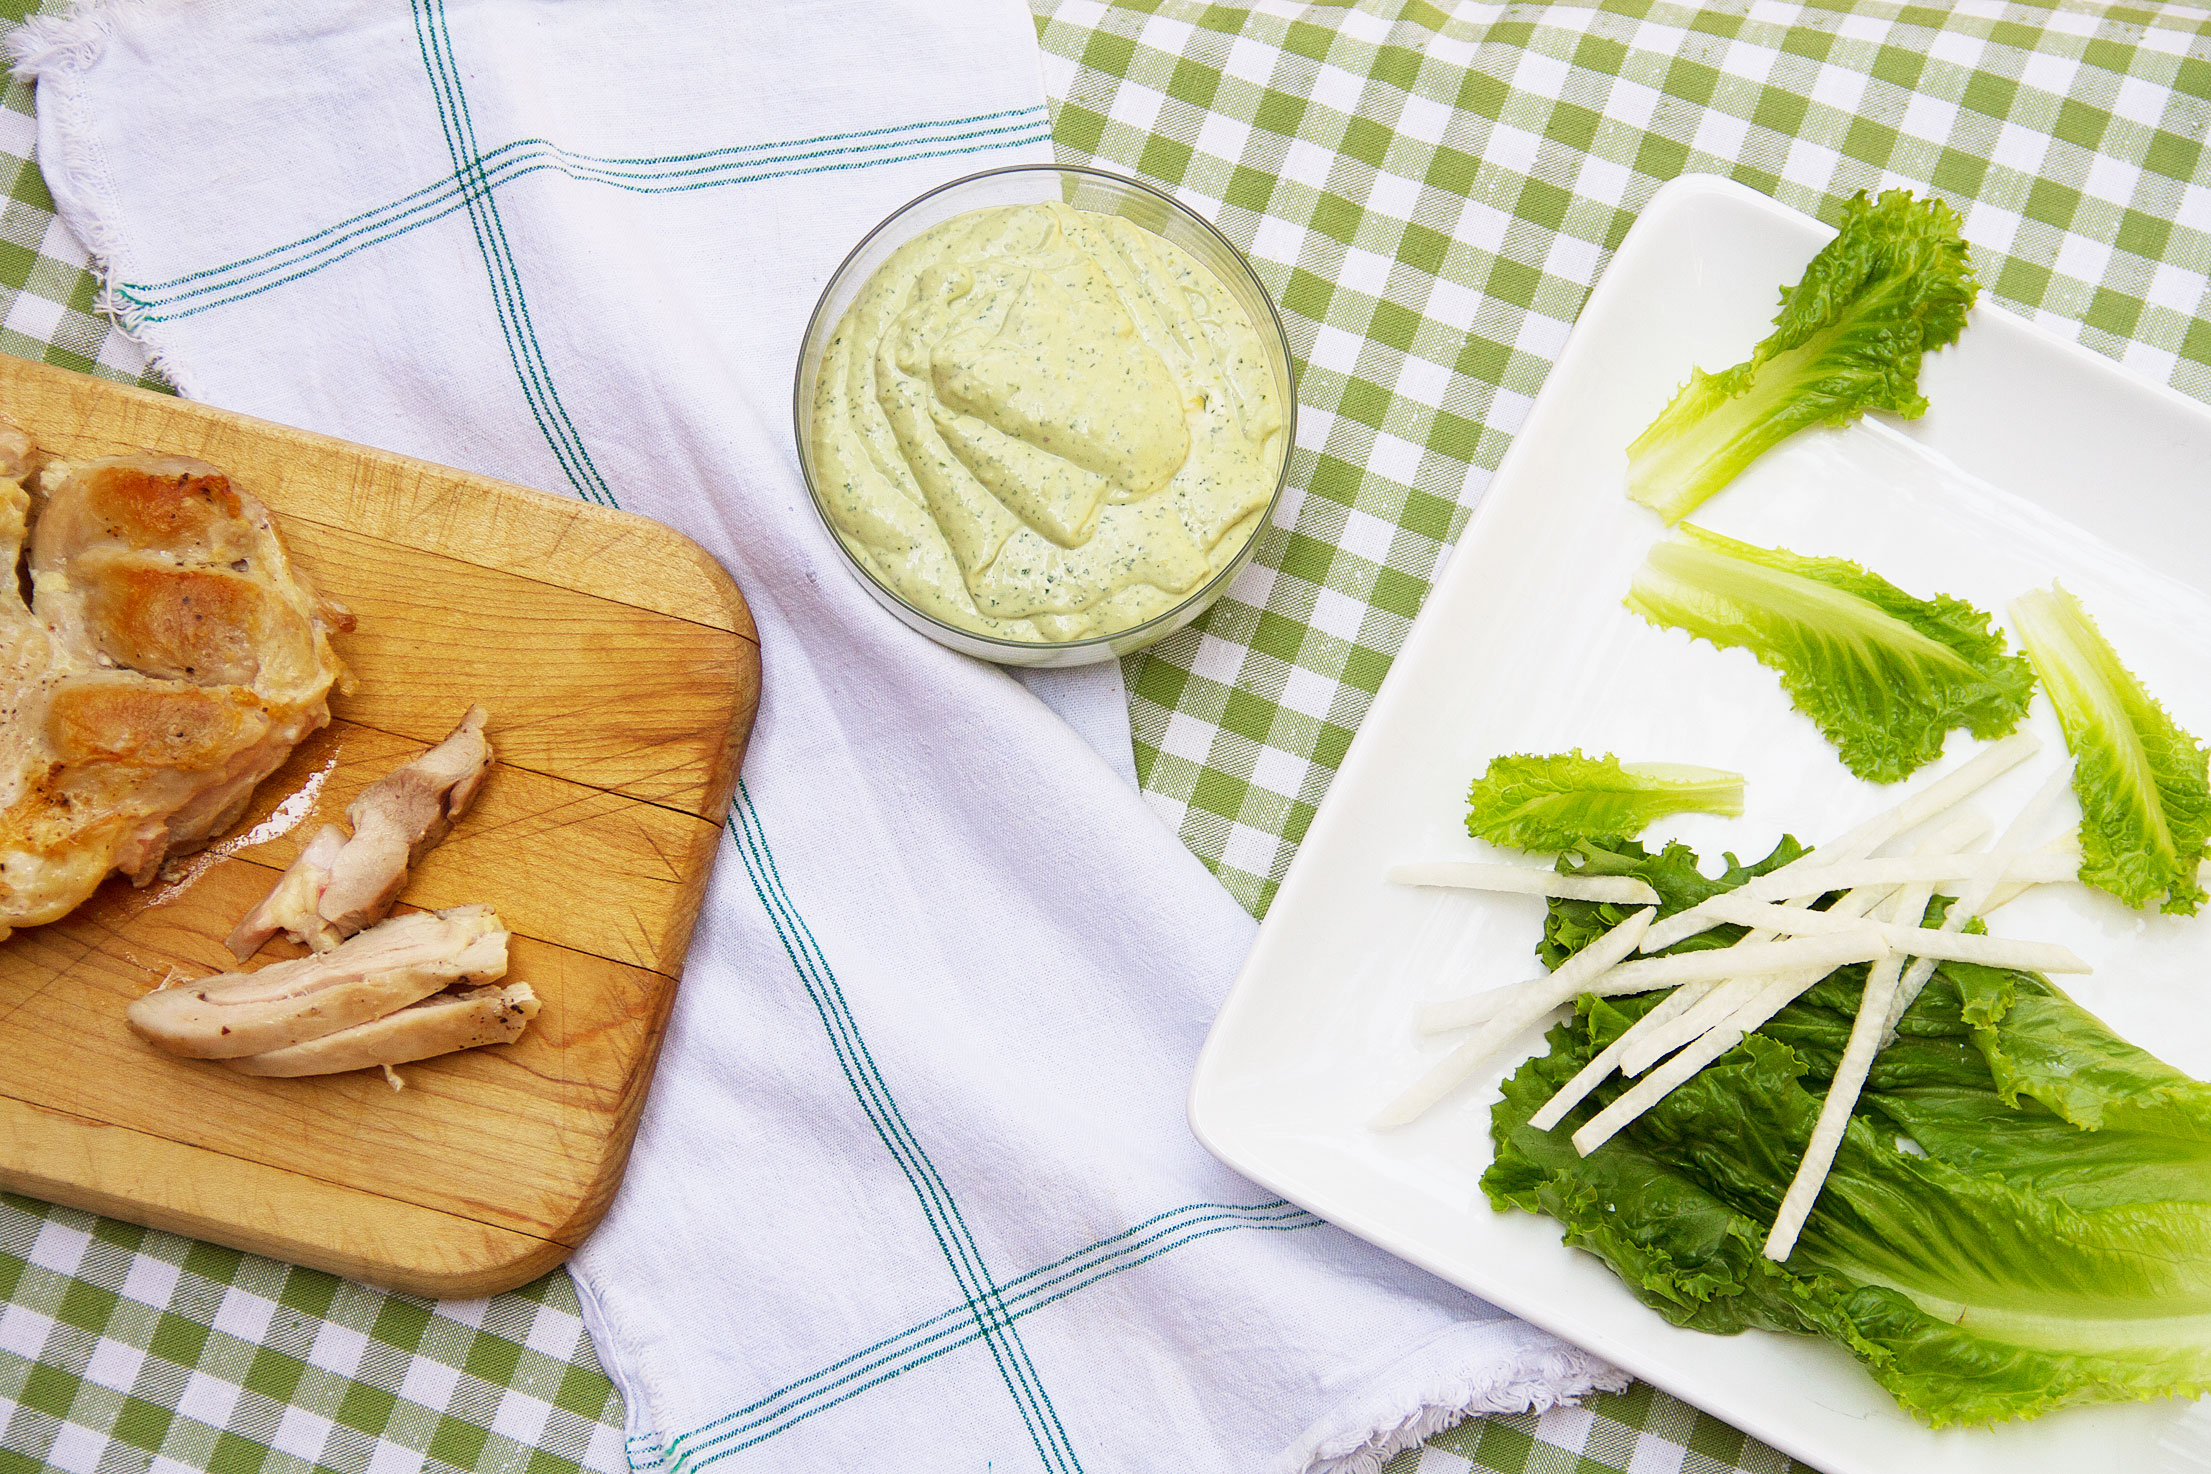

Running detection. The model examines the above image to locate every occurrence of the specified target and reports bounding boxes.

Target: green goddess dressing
[810,201,1285,643]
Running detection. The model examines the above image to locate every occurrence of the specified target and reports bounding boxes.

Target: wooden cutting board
[0,354,759,1296]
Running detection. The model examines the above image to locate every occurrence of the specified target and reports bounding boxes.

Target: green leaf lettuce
[1626,189,1978,523]
[2010,583,2211,915]
[1626,524,2035,783]
[1486,840,2211,1427]
[1465,750,1744,851]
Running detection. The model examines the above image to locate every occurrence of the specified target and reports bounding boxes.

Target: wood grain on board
[0,354,760,1296]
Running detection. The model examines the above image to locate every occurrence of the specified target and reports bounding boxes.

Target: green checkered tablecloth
[2,1,2209,1470]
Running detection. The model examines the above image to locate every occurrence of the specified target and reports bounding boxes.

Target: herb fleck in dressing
[811,202,1284,643]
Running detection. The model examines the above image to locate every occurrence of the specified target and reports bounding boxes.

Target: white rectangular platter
[1188,172,2211,1474]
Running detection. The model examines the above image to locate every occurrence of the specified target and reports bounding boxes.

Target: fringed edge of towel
[7,0,203,393]
[1281,1318,1630,1474]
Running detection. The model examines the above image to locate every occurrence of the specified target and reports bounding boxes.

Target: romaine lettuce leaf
[1627,525,2035,783]
[2010,583,2211,915]
[1626,189,1978,523]
[1487,839,2211,1427]
[1465,750,1743,851]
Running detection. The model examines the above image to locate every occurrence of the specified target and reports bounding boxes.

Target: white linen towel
[14,3,1624,1470]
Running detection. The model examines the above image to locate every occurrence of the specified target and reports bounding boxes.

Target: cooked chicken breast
[126,904,507,1059]
[0,448,351,937]
[315,705,491,937]
[224,982,538,1078]
[224,822,346,959]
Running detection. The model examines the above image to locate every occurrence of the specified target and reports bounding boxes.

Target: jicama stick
[1817,732,2036,865]
[1527,981,1707,1131]
[1868,923,2084,971]
[1415,908,1658,1034]
[1375,909,1655,1127]
[1735,851,2079,902]
[1595,931,1890,996]
[1767,771,2072,1262]
[1637,734,2037,953]
[1881,764,2080,1039]
[1618,808,1998,1074]
[1615,890,1892,1077]
[1695,894,1904,935]
[1691,895,2089,971]
[1415,989,1509,1034]
[1388,861,1659,906]
[1573,965,1821,1155]
[1762,880,1933,1260]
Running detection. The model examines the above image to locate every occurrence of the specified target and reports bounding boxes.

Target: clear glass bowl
[793,165,1297,667]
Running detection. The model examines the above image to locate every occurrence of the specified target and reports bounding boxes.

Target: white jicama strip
[1702,864,2052,936]
[1415,989,1509,1034]
[1375,910,1655,1127]
[1590,931,1889,995]
[1737,852,2080,902]
[1979,836,2083,913]
[1388,862,1659,905]
[1526,981,1714,1131]
[1696,894,1885,935]
[1414,908,1656,1035]
[1693,894,2088,971]
[1871,923,2083,971]
[1881,765,2081,1039]
[1762,881,1935,1261]
[1616,888,1893,1077]
[1572,964,1825,1155]
[1819,732,2038,863]
[1617,975,1767,1078]
[1637,734,2038,954]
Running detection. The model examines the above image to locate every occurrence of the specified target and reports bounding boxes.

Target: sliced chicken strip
[224,823,347,959]
[316,706,492,938]
[225,983,538,1078]
[127,904,506,1059]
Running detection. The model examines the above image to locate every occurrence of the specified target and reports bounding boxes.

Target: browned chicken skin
[0,445,350,937]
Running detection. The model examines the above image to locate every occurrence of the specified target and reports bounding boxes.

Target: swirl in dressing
[811,202,1284,643]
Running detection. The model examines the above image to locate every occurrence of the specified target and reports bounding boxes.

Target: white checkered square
[0,1304,52,1360]
[271,1404,336,1464]
[43,1419,105,1474]
[26,1217,90,1278]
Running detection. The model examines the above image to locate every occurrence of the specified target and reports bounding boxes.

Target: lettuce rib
[2010,583,2211,915]
[1626,526,2035,783]
[1626,189,1978,523]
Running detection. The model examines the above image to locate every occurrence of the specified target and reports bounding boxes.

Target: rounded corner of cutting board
[374,1232,578,1301]
[609,508,763,650]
